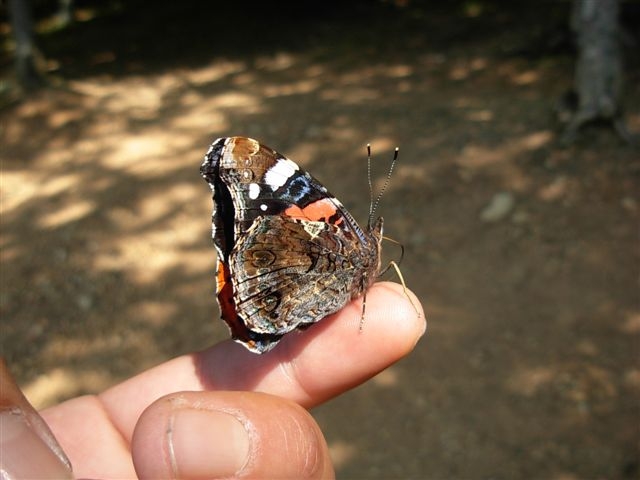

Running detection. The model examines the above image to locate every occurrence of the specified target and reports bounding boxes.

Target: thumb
[132,390,334,479]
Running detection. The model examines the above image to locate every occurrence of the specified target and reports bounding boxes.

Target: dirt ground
[1,1,639,478]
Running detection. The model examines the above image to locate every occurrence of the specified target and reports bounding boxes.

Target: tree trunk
[560,0,633,144]
[7,0,46,90]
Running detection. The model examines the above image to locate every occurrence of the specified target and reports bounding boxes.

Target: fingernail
[168,408,251,479]
[0,409,73,479]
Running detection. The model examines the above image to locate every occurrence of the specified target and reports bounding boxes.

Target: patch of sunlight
[456,131,552,169]
[95,185,212,281]
[171,108,227,131]
[231,71,257,86]
[101,133,173,168]
[321,87,380,104]
[457,144,504,168]
[255,52,297,71]
[98,235,210,285]
[470,57,488,71]
[578,365,617,398]
[304,64,325,77]
[38,200,96,229]
[385,64,413,78]
[141,213,200,246]
[0,245,19,262]
[372,367,399,387]
[537,175,568,201]
[184,61,246,86]
[0,172,40,213]
[521,131,552,150]
[67,79,125,98]
[43,335,128,359]
[393,163,428,185]
[70,75,183,116]
[512,69,539,86]
[506,366,555,396]
[38,173,83,197]
[328,440,358,469]
[209,91,261,110]
[509,364,618,401]
[74,7,99,22]
[138,184,202,228]
[449,64,470,81]
[452,96,478,108]
[368,137,397,155]
[103,84,165,112]
[448,57,488,81]
[575,339,599,357]
[23,368,113,409]
[263,79,321,97]
[623,369,640,389]
[323,125,361,144]
[282,144,314,167]
[466,109,494,122]
[125,301,178,328]
[620,312,640,334]
[179,90,204,107]
[97,240,214,284]
[123,251,173,284]
[47,108,86,129]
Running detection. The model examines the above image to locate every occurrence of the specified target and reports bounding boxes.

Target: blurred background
[1,0,639,478]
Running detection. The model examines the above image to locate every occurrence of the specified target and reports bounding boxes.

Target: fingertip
[371,281,427,348]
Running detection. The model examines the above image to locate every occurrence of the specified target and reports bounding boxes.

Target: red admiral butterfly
[201,137,399,354]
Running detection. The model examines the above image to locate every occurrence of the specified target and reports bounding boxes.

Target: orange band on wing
[216,259,239,324]
[285,198,341,223]
[216,259,229,293]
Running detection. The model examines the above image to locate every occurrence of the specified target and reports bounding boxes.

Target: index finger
[97,282,423,441]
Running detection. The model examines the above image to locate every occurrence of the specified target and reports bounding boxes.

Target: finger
[132,391,334,479]
[41,394,138,478]
[100,282,425,441]
[0,359,73,479]
[99,282,424,441]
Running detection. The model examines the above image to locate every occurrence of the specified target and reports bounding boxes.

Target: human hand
[1,282,425,479]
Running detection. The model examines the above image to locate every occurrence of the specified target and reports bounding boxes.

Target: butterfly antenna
[367,144,374,229]
[369,147,399,223]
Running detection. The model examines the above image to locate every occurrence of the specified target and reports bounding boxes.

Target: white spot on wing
[303,221,325,239]
[260,204,268,211]
[265,158,299,191]
[248,183,260,199]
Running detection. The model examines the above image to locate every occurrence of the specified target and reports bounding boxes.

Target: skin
[0,282,425,479]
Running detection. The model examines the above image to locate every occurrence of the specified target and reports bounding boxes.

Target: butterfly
[201,136,404,353]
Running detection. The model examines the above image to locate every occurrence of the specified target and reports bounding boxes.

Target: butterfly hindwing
[230,215,358,336]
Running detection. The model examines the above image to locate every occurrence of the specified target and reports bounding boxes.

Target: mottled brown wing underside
[230,215,367,336]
